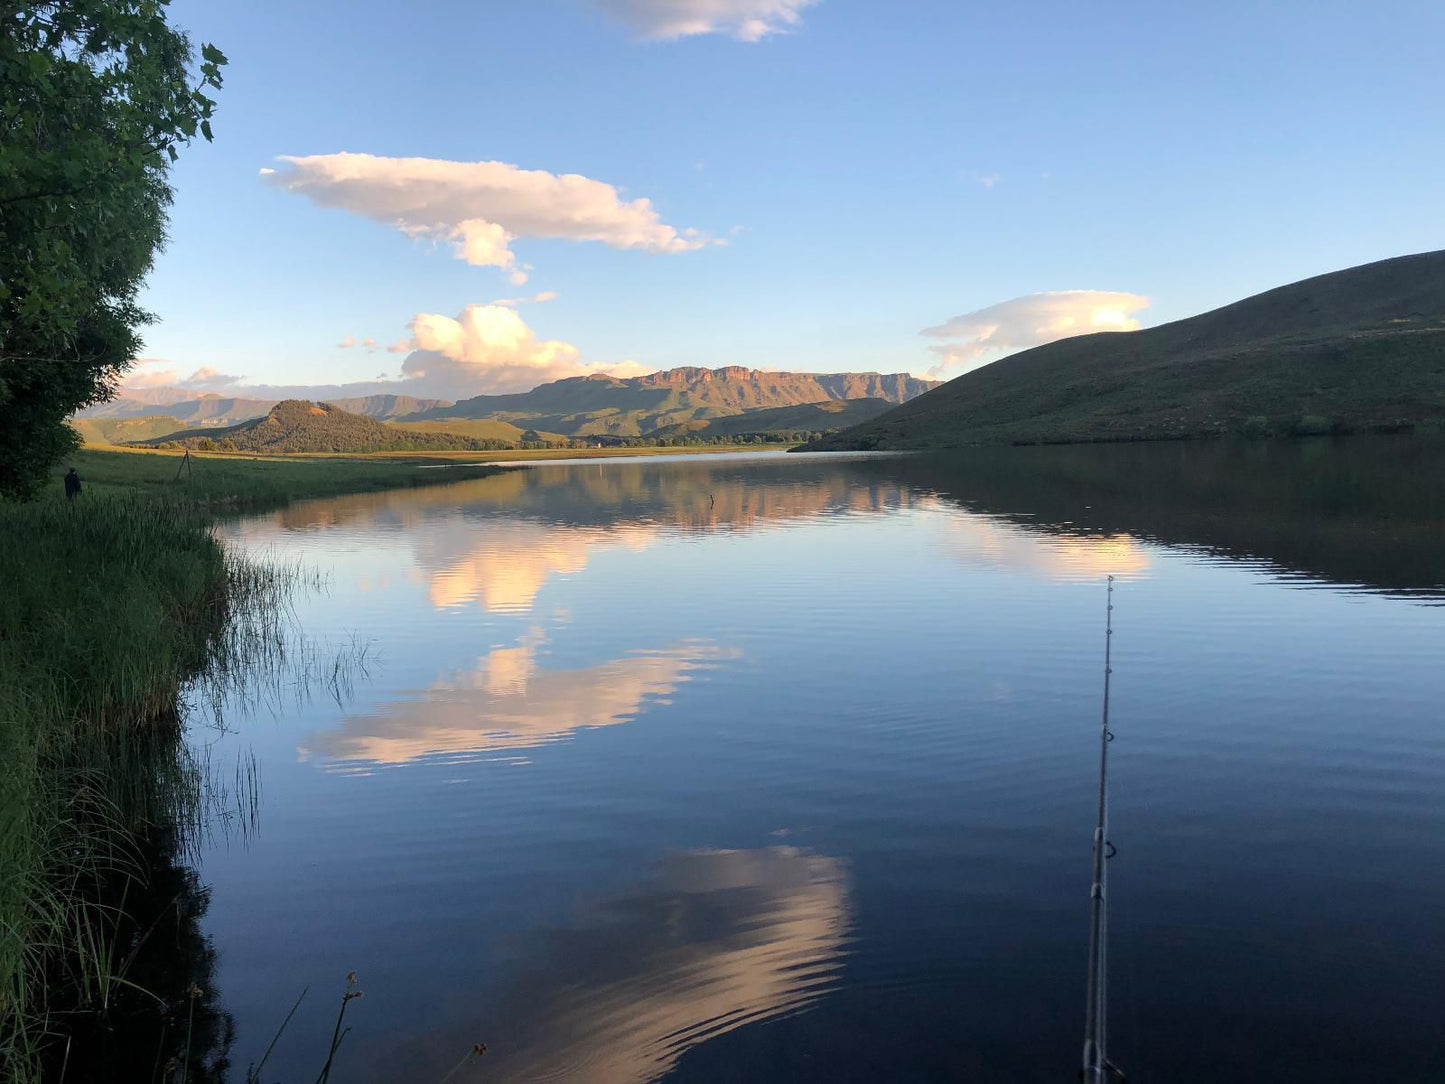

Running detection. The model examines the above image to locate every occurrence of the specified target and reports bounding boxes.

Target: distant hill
[79,395,279,426]
[805,250,1445,451]
[70,415,189,446]
[388,418,566,443]
[649,398,896,440]
[405,366,939,438]
[139,400,506,454]
[78,392,453,425]
[324,395,452,419]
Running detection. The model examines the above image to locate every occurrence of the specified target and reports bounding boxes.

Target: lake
[195,438,1445,1082]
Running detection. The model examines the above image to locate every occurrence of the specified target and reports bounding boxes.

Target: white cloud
[120,360,245,392]
[922,290,1150,377]
[401,303,650,397]
[261,153,712,279]
[337,335,357,348]
[116,304,645,404]
[976,173,1000,188]
[594,0,819,40]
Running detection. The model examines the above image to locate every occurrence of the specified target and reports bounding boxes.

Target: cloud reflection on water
[931,500,1150,581]
[423,522,658,612]
[302,637,738,767]
[363,846,851,1084]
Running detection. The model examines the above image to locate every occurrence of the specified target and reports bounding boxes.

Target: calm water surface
[199,440,1445,1082]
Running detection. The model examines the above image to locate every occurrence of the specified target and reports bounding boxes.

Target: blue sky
[133,0,1445,398]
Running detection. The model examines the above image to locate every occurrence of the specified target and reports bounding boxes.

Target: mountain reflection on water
[866,436,1445,599]
[198,438,1445,1083]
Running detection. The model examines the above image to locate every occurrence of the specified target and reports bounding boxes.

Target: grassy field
[56,446,497,507]
[0,447,522,1078]
[388,417,562,442]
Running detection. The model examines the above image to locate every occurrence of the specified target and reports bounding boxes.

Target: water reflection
[364,847,851,1084]
[239,455,920,537]
[199,439,1445,1083]
[217,440,1445,603]
[930,499,1151,581]
[423,521,657,612]
[304,637,738,767]
[867,436,1445,598]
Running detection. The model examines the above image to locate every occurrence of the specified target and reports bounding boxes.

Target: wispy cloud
[489,290,560,308]
[593,0,820,41]
[922,290,1150,377]
[261,153,713,283]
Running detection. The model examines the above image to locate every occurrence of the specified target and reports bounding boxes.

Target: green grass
[59,447,492,508]
[0,494,238,1076]
[70,416,189,447]
[389,417,563,443]
[0,448,510,1078]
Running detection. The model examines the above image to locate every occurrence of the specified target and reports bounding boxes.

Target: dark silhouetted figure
[64,467,82,501]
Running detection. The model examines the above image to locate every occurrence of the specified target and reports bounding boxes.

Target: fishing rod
[1082,575,1124,1082]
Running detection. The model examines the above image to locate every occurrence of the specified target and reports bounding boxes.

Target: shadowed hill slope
[805,250,1445,450]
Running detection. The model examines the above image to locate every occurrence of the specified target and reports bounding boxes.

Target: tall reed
[0,492,287,1079]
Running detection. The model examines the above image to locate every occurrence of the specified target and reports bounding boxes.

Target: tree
[0,1,225,497]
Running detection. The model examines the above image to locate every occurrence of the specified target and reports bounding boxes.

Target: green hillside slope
[805,250,1445,451]
[325,394,452,418]
[650,398,895,440]
[388,418,564,443]
[138,401,511,453]
[70,416,189,446]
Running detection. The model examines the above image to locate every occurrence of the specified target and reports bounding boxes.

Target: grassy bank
[0,449,500,1079]
[60,446,496,507]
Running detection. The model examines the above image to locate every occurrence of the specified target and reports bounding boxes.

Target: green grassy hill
[805,249,1445,451]
[324,394,452,419]
[405,366,938,438]
[649,398,895,440]
[138,401,511,454]
[70,416,189,446]
[388,417,565,443]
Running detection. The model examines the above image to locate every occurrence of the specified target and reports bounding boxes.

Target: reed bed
[0,454,423,1080]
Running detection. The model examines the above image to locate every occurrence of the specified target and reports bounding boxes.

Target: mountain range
[400,367,936,438]
[78,367,938,446]
[806,249,1445,451]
